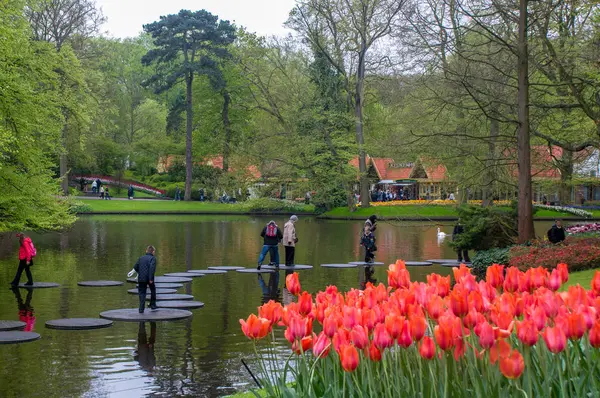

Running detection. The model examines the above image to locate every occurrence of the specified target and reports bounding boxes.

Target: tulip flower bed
[240,262,600,397]
[566,223,600,235]
[509,237,600,272]
[369,200,512,207]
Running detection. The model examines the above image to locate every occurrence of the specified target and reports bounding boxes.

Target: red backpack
[266,224,278,237]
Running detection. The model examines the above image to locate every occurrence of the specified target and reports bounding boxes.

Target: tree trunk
[184,74,194,201]
[356,48,370,208]
[517,0,535,243]
[482,117,499,207]
[222,90,231,173]
[559,149,574,204]
[60,122,69,195]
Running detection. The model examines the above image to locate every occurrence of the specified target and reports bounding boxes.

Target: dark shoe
[149,305,158,310]
[10,282,17,287]
[257,264,261,270]
[139,310,144,314]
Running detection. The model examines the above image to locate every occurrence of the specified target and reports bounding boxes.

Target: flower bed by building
[240,262,600,397]
[369,200,513,207]
[534,204,592,218]
[72,175,166,196]
[508,237,600,272]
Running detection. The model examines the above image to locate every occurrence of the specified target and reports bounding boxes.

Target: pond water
[0,216,553,397]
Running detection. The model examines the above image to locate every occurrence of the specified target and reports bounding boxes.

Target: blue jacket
[134,253,156,283]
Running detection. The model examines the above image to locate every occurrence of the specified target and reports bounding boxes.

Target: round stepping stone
[188,269,227,275]
[427,259,465,264]
[145,294,194,301]
[127,288,177,295]
[164,272,204,278]
[156,301,205,309]
[0,331,40,344]
[45,318,113,330]
[141,283,183,289]
[127,276,192,284]
[441,263,473,268]
[348,262,385,266]
[78,280,124,287]
[321,264,358,268]
[17,282,60,289]
[262,264,314,270]
[404,261,433,267]
[99,308,192,322]
[0,321,26,331]
[208,266,245,271]
[236,268,275,274]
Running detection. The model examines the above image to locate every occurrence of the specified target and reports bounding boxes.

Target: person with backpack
[283,215,299,266]
[11,233,36,286]
[257,220,283,270]
[134,245,158,313]
[548,219,566,244]
[361,215,378,263]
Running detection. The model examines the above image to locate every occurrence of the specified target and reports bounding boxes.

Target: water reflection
[258,272,280,304]
[359,265,378,290]
[135,322,157,373]
[11,287,35,331]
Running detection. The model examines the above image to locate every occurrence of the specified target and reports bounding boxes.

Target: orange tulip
[590,320,600,348]
[419,336,436,360]
[398,319,413,348]
[239,314,271,340]
[499,350,525,379]
[258,300,282,326]
[298,291,313,316]
[343,306,361,330]
[373,323,394,350]
[450,286,469,317]
[286,272,301,296]
[592,271,600,297]
[388,261,411,289]
[434,323,454,351]
[368,341,382,362]
[516,319,538,346]
[486,264,505,289]
[362,308,378,331]
[566,313,587,340]
[503,267,520,293]
[350,325,369,350]
[556,263,568,283]
[312,332,331,358]
[288,314,312,341]
[453,264,472,284]
[525,306,547,331]
[542,325,567,354]
[464,308,485,329]
[489,339,511,364]
[409,315,427,342]
[427,273,451,297]
[476,320,495,349]
[323,313,341,338]
[426,295,444,320]
[292,335,313,355]
[385,314,404,339]
[339,344,359,372]
[333,328,351,354]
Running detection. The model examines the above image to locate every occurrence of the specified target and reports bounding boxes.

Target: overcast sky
[96,0,297,38]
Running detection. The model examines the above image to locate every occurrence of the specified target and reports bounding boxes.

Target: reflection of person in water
[11,286,36,331]
[135,322,156,372]
[359,265,377,290]
[258,271,281,303]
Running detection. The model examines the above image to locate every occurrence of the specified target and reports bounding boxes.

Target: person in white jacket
[283,215,299,266]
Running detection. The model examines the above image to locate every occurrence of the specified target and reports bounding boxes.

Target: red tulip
[385,314,404,339]
[590,320,600,348]
[566,313,587,340]
[312,332,331,358]
[292,335,313,355]
[398,319,413,348]
[426,295,444,320]
[490,339,511,364]
[388,260,411,289]
[323,313,340,338]
[240,314,271,340]
[516,319,538,346]
[542,326,567,354]
[298,291,313,316]
[453,337,467,360]
[410,315,427,342]
[350,325,369,350]
[368,341,382,362]
[486,264,505,289]
[499,350,525,379]
[434,323,454,351]
[557,263,568,284]
[419,336,436,360]
[548,269,561,292]
[450,286,469,317]
[592,271,600,297]
[362,308,378,331]
[525,306,547,332]
[343,306,361,330]
[453,264,472,284]
[427,273,451,297]
[288,315,312,341]
[333,328,351,354]
[258,300,282,326]
[286,272,301,296]
[373,323,394,350]
[503,267,520,293]
[339,344,359,372]
[464,308,485,329]
[477,321,495,349]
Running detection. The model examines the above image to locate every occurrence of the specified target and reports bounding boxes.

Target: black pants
[285,246,295,266]
[365,248,375,263]
[11,259,33,285]
[138,282,156,312]
[457,249,471,263]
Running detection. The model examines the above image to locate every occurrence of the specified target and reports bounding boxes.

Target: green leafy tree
[142,9,236,200]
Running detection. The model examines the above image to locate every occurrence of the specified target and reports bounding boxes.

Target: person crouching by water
[361,215,378,263]
[11,233,35,287]
[452,220,471,263]
[134,246,157,313]
[257,220,282,270]
[283,215,299,266]
[548,219,566,244]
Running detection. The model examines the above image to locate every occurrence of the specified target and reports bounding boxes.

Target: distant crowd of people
[368,188,456,202]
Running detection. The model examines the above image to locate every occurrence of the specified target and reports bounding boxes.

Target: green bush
[69,200,92,214]
[450,205,517,251]
[471,247,510,280]
[239,198,315,213]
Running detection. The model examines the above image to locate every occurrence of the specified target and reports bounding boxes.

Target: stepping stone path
[99,308,192,322]
[321,264,358,268]
[127,288,177,295]
[427,259,465,264]
[188,270,227,275]
[17,282,60,289]
[156,301,204,309]
[0,321,26,331]
[404,261,433,267]
[0,331,40,344]
[127,276,192,284]
[237,268,275,274]
[142,283,183,289]
[164,272,204,278]
[78,281,124,287]
[262,264,313,271]
[441,263,472,268]
[45,318,113,330]
[144,294,194,301]
[208,266,245,271]
[348,262,385,266]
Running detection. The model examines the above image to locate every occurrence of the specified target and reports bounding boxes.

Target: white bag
[127,268,137,279]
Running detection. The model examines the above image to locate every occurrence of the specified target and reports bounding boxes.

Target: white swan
[437,228,447,238]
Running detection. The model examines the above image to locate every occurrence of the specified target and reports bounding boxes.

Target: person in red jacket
[10,233,34,286]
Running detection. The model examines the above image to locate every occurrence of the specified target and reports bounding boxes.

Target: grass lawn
[323,206,575,219]
[560,267,599,291]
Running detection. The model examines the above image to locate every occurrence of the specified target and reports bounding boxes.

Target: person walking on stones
[174,186,181,201]
[128,185,134,200]
[134,245,157,313]
[257,220,282,270]
[548,219,566,244]
[283,215,299,266]
[361,215,378,263]
[10,233,35,287]
[452,220,471,263]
